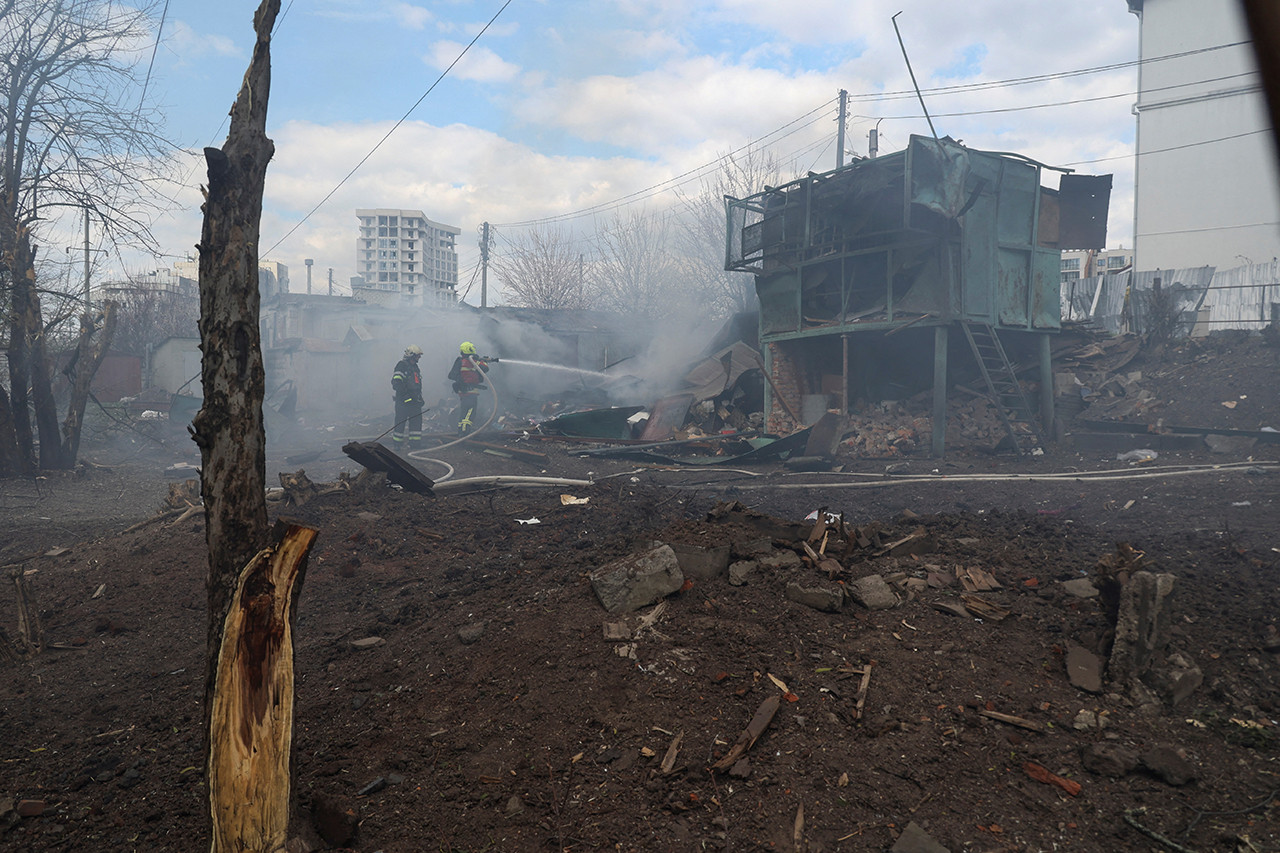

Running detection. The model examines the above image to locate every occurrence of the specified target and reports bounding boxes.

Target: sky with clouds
[98,0,1158,301]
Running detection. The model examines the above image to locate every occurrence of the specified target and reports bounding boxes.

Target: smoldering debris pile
[839,392,1019,458]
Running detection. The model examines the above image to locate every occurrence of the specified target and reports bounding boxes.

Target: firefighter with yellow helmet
[448,341,490,435]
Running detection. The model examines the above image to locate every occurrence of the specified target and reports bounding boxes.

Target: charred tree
[191,0,277,691]
[0,383,19,477]
[190,3,316,851]
[58,301,118,468]
[3,218,38,475]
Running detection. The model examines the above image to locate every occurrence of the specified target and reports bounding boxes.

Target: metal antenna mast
[891,12,943,146]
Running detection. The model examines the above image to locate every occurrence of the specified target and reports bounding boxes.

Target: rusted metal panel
[639,393,694,442]
[908,136,971,218]
[1057,174,1112,250]
[997,249,1030,326]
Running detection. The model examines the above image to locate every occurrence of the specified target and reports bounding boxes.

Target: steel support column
[932,325,948,457]
[1039,332,1055,441]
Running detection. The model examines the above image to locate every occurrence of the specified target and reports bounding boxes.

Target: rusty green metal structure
[725,134,1110,455]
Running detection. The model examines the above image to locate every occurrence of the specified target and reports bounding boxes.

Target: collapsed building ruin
[726,134,1112,455]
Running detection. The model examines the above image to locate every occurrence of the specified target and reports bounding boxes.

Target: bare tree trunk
[28,298,63,470]
[190,1,282,848]
[5,227,63,469]
[3,216,36,475]
[58,301,118,468]
[0,382,19,476]
[192,0,277,692]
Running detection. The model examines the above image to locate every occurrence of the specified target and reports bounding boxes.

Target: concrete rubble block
[1066,645,1104,694]
[457,622,487,645]
[753,549,802,571]
[727,560,757,586]
[666,542,731,582]
[847,574,899,610]
[590,545,685,614]
[732,537,776,559]
[1147,649,1203,707]
[1108,571,1175,685]
[785,580,845,613]
[1072,709,1099,730]
[890,820,950,853]
[1060,578,1100,598]
[1140,744,1197,786]
[1081,742,1138,778]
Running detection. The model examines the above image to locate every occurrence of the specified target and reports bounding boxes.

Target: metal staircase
[960,322,1045,455]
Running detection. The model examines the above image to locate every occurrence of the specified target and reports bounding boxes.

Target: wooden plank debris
[978,709,1045,732]
[1024,761,1082,796]
[660,730,684,775]
[874,528,935,558]
[930,601,972,618]
[958,566,1002,591]
[853,664,873,720]
[341,441,434,495]
[711,694,781,771]
[959,594,1011,621]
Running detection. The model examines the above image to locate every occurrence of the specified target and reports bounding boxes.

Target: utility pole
[836,89,848,168]
[869,117,884,159]
[479,221,491,308]
[327,267,333,296]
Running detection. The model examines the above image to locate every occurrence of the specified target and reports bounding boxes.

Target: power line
[845,40,1251,105]
[264,0,516,256]
[1062,127,1270,166]
[492,98,838,228]
[138,0,171,109]
[1137,220,1280,238]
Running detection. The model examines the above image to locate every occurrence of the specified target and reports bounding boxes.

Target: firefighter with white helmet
[448,341,490,435]
[390,344,424,450]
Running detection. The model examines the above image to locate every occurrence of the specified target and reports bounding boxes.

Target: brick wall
[766,341,805,433]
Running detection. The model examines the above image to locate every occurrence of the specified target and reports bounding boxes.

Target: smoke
[257,301,731,441]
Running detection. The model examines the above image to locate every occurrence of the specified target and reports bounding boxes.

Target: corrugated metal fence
[1061,261,1280,335]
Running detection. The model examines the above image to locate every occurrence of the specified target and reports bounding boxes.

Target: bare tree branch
[674,147,790,318]
[492,224,589,309]
[0,0,172,472]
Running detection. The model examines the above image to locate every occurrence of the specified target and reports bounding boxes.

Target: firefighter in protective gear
[447,341,489,435]
[391,345,424,450]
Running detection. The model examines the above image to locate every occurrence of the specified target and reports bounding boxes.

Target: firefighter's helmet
[459,341,477,356]
[404,344,423,358]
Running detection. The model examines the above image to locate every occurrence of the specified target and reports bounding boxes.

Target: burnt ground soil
[1,332,1279,853]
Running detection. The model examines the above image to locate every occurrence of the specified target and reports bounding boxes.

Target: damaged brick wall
[766,341,805,433]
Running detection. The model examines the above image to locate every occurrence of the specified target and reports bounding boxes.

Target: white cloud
[166,20,241,63]
[389,2,433,30]
[424,41,521,83]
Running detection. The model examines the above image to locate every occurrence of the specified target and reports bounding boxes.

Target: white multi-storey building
[353,208,460,307]
[1126,0,1280,272]
[1060,247,1134,284]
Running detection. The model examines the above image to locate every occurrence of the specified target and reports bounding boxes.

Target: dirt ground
[2,331,1279,853]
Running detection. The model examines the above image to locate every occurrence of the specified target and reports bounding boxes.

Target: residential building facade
[1126,0,1280,272]
[353,208,460,307]
[1060,247,1134,284]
